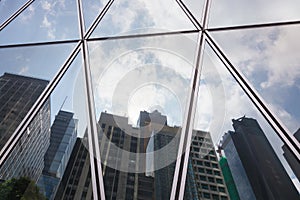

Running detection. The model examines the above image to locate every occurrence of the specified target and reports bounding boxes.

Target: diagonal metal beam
[207,20,300,32]
[0,0,35,31]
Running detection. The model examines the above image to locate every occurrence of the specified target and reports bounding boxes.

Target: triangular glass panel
[90,0,197,38]
[0,0,28,25]
[0,0,79,45]
[182,41,300,199]
[211,24,300,134]
[0,43,77,151]
[0,43,76,82]
[181,0,206,25]
[209,0,300,28]
[82,0,109,32]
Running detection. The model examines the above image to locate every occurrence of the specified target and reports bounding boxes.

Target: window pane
[82,0,109,31]
[88,33,198,199]
[90,0,196,38]
[181,0,206,25]
[209,0,300,27]
[0,0,79,45]
[184,41,299,200]
[0,0,28,25]
[211,25,300,134]
[0,43,76,150]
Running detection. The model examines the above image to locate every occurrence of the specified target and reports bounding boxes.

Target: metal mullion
[86,29,199,42]
[205,32,300,161]
[171,1,212,199]
[0,0,35,31]
[202,0,211,30]
[177,32,206,200]
[207,20,300,32]
[84,0,115,39]
[170,30,204,200]
[0,39,80,49]
[77,0,106,199]
[175,0,202,30]
[0,41,81,166]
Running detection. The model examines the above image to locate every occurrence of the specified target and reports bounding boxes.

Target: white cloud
[20,5,35,22]
[41,1,52,11]
[18,66,29,75]
[209,0,300,27]
[88,34,197,127]
[94,0,194,36]
[42,16,51,28]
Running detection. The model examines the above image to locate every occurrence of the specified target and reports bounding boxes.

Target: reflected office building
[54,110,230,199]
[220,117,299,200]
[38,110,78,200]
[0,73,50,181]
[185,130,229,200]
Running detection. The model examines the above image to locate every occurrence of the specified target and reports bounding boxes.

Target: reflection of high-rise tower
[0,73,50,181]
[185,130,229,200]
[221,116,299,200]
[282,128,300,181]
[99,111,154,200]
[38,110,78,200]
[54,137,92,200]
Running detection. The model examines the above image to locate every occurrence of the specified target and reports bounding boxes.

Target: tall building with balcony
[220,116,299,200]
[38,110,78,199]
[0,73,50,181]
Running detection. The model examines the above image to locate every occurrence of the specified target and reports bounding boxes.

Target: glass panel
[0,43,76,150]
[90,0,196,38]
[37,52,93,199]
[209,0,300,28]
[82,0,109,32]
[211,25,300,134]
[0,0,28,25]
[0,0,79,45]
[88,33,199,199]
[182,0,206,25]
[0,50,93,199]
[184,42,300,199]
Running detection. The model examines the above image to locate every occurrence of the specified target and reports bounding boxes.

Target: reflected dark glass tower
[0,73,50,181]
[282,128,300,181]
[54,137,92,200]
[221,117,299,200]
[38,110,78,200]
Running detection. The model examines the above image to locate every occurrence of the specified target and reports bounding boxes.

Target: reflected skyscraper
[221,116,299,200]
[185,130,229,200]
[38,110,78,199]
[54,137,92,200]
[0,73,50,181]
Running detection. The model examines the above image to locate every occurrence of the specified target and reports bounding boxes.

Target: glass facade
[0,0,299,199]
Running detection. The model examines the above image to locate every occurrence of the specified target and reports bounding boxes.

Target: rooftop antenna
[59,96,68,111]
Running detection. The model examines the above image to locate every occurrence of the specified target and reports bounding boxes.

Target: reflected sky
[211,26,300,133]
[209,0,300,27]
[88,33,198,127]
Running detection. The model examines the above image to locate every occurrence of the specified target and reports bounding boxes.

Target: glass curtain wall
[0,0,299,199]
